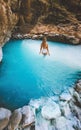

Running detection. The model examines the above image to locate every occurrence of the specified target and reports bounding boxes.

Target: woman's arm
[39,44,42,54]
[47,44,50,56]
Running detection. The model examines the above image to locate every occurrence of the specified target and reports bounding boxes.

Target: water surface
[0,39,81,110]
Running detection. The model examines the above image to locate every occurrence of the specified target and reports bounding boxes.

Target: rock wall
[0,0,18,46]
[0,0,81,46]
[18,0,81,25]
[0,80,81,130]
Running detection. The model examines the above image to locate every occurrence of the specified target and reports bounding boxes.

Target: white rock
[70,116,81,129]
[30,99,42,110]
[0,47,3,62]
[59,101,67,107]
[36,114,50,130]
[60,92,72,101]
[21,106,35,127]
[32,35,38,40]
[41,102,61,120]
[55,116,75,130]
[68,88,74,96]
[29,99,42,116]
[60,102,72,118]
[0,108,11,120]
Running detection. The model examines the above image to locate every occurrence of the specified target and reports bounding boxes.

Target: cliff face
[0,0,18,46]
[18,0,81,25]
[0,0,81,45]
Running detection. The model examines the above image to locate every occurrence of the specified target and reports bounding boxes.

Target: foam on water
[0,39,81,110]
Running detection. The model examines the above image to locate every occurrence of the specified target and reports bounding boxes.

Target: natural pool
[0,39,81,110]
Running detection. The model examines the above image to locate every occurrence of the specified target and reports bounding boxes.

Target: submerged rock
[41,102,61,120]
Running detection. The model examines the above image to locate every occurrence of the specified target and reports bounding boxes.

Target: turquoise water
[0,39,81,110]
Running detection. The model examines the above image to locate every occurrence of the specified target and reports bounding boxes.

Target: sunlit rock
[71,38,80,45]
[21,106,35,128]
[41,102,61,120]
[68,88,74,96]
[55,116,75,130]
[32,35,38,40]
[0,108,11,130]
[36,111,51,130]
[8,109,22,130]
[0,118,9,130]
[60,102,72,118]
[29,99,43,115]
[60,92,72,101]
[0,108,11,120]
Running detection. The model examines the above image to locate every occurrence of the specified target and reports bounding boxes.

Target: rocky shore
[0,80,81,130]
[11,23,81,45]
[11,32,81,45]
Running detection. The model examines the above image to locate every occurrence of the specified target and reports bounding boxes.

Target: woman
[39,37,50,56]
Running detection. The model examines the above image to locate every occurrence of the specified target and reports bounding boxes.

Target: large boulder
[0,118,9,130]
[55,116,75,130]
[41,102,61,120]
[0,108,11,130]
[8,109,22,130]
[60,102,72,118]
[59,92,72,101]
[21,106,35,128]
